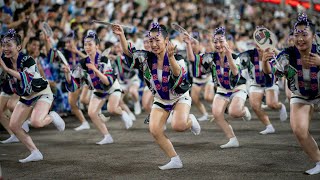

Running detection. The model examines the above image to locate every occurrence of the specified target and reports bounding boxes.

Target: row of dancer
[110,13,320,174]
[1,13,320,174]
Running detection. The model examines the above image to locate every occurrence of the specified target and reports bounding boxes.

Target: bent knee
[149,127,163,139]
[228,109,243,118]
[30,120,43,128]
[267,103,279,109]
[88,110,98,119]
[171,123,186,132]
[251,103,262,112]
[292,127,309,140]
[9,122,22,132]
[107,107,117,114]
[212,109,224,119]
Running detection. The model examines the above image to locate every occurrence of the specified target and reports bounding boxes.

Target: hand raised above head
[111,24,124,36]
[183,33,191,44]
[61,64,70,73]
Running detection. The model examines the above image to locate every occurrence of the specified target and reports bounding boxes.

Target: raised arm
[112,25,131,57]
[183,33,195,62]
[62,65,81,92]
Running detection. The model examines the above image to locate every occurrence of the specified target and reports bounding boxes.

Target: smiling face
[294,25,314,51]
[213,34,226,53]
[191,40,200,53]
[113,43,122,55]
[84,38,98,56]
[1,37,21,59]
[143,37,151,51]
[65,39,74,50]
[28,40,40,55]
[148,31,168,55]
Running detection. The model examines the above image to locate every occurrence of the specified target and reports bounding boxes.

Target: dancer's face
[143,38,151,51]
[191,40,200,53]
[65,39,74,50]
[294,25,314,51]
[28,40,40,55]
[84,38,98,56]
[213,34,226,53]
[148,32,168,55]
[113,43,122,55]
[1,38,21,59]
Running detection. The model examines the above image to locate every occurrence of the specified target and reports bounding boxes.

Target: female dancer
[1,35,29,144]
[45,31,91,131]
[0,29,65,163]
[0,82,29,143]
[112,23,201,170]
[200,27,251,148]
[238,42,287,135]
[184,31,214,121]
[63,31,133,145]
[262,14,320,175]
[112,42,141,117]
[141,36,153,114]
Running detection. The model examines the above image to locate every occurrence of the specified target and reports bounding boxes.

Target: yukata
[238,48,278,94]
[1,53,53,106]
[126,46,191,111]
[113,55,141,91]
[65,53,121,99]
[189,53,213,87]
[196,52,247,101]
[272,44,320,107]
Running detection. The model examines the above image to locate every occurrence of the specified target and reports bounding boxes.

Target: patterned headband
[66,30,75,39]
[147,22,161,39]
[84,31,97,41]
[2,29,16,43]
[294,13,309,33]
[192,31,200,40]
[256,25,265,29]
[213,27,225,37]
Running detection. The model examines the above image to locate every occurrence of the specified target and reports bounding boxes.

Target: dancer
[200,27,251,148]
[141,36,153,114]
[45,31,91,131]
[262,14,320,175]
[0,83,29,144]
[0,37,42,143]
[63,31,133,145]
[112,42,141,116]
[238,39,287,135]
[112,23,201,170]
[0,29,65,163]
[184,31,214,121]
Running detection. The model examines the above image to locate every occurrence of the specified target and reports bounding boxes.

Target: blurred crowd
[0,0,318,114]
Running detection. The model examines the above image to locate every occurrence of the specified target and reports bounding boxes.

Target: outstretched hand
[61,64,70,73]
[183,33,191,44]
[112,24,124,36]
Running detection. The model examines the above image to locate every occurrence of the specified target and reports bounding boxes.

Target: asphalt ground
[1,93,320,180]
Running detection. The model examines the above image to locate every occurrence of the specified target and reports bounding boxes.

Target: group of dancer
[1,12,320,175]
